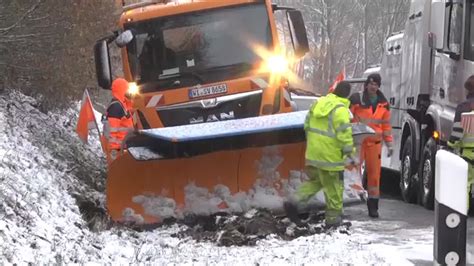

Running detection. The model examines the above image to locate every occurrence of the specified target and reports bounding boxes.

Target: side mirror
[429,0,446,50]
[286,10,309,58]
[94,40,112,90]
[116,30,134,48]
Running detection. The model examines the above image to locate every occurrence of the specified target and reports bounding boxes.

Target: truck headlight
[267,55,289,74]
[127,82,139,97]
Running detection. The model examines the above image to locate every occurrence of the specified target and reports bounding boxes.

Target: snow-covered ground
[0,90,461,264]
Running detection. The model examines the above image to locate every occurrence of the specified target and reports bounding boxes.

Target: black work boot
[324,215,342,230]
[367,199,379,218]
[283,201,304,226]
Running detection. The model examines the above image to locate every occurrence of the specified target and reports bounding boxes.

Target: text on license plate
[189,84,227,98]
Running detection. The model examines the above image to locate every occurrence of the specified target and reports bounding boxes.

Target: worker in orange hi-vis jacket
[103,78,134,163]
[349,73,393,218]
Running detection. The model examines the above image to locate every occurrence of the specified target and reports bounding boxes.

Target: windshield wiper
[157,63,253,84]
[159,70,205,83]
[199,62,254,73]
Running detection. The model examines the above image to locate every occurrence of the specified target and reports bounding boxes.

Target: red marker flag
[76,89,99,144]
[328,67,346,93]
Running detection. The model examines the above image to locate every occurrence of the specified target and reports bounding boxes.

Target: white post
[434,150,468,265]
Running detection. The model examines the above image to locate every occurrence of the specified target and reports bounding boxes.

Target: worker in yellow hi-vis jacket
[285,81,354,228]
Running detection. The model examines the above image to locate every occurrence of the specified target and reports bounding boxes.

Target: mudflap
[106,143,306,224]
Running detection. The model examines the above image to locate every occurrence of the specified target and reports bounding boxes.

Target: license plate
[189,84,227,98]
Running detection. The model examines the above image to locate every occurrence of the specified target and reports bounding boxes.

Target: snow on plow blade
[107,111,375,224]
[126,111,307,160]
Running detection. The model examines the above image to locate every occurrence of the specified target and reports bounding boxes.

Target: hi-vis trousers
[297,166,344,225]
[362,141,382,199]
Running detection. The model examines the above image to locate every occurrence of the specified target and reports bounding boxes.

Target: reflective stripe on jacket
[350,91,393,144]
[305,93,354,171]
[448,94,474,160]
[105,100,133,150]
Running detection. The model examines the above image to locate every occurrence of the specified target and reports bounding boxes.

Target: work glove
[387,148,393,157]
[386,142,394,157]
[345,155,357,166]
[110,149,119,160]
[345,155,359,171]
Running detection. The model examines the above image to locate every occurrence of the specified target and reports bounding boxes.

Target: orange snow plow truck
[83,0,372,225]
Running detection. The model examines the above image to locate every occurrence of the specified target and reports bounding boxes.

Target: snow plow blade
[107,111,375,224]
[126,111,307,160]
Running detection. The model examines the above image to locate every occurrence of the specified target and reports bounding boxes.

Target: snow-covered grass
[0,90,440,264]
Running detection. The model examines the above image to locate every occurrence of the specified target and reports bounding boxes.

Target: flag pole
[84,89,101,136]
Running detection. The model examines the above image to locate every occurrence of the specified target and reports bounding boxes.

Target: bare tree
[0,0,116,110]
[0,0,410,107]
[274,0,409,94]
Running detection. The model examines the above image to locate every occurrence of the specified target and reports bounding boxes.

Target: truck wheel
[400,137,418,203]
[419,137,436,209]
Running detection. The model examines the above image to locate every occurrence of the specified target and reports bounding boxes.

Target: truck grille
[157,90,262,127]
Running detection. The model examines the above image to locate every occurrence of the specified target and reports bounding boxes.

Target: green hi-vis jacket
[448,95,474,160]
[304,93,354,171]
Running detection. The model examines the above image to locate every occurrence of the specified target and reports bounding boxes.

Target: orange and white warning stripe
[132,111,139,126]
[251,78,268,89]
[146,94,163,108]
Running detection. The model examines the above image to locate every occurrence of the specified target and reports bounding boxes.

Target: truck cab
[378,0,474,209]
[94,0,310,130]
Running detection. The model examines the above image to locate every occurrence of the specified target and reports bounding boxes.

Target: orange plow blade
[107,143,305,224]
[105,112,375,225]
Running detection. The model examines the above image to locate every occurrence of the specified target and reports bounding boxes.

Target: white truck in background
[373,0,474,209]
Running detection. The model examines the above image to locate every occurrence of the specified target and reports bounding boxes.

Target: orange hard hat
[111,78,129,102]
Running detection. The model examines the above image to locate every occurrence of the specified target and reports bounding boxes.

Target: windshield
[125,3,272,90]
